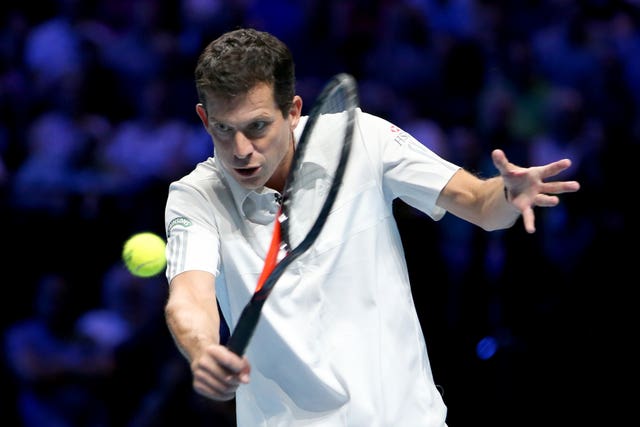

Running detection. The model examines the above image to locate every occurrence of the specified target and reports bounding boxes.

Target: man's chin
[222,164,264,189]
[234,172,265,190]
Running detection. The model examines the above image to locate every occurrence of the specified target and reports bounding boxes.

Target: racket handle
[226,299,265,356]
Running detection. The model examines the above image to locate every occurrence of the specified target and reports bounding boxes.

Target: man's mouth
[235,167,259,177]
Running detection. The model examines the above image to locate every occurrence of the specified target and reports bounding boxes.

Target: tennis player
[163,28,580,426]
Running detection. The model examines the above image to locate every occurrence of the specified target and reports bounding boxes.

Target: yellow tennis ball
[122,232,167,278]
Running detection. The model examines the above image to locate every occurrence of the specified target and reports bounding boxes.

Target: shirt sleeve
[164,179,221,283]
[359,111,461,220]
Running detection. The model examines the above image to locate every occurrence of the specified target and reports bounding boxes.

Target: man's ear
[289,95,303,130]
[196,103,208,128]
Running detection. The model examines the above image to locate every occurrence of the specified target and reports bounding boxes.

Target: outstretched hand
[491,149,580,234]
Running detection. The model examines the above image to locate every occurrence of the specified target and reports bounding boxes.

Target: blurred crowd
[0,0,635,426]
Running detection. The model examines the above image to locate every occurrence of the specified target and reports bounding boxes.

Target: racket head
[226,73,359,356]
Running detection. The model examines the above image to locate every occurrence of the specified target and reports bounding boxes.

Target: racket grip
[226,299,265,356]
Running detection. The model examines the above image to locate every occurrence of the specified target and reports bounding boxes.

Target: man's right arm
[165,270,250,401]
[165,270,221,360]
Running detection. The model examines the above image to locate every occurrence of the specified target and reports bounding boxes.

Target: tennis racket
[226,73,359,356]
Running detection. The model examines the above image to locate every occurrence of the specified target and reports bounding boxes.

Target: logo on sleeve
[393,130,410,146]
[168,217,192,234]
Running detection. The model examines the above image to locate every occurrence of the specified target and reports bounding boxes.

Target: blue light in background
[476,336,498,360]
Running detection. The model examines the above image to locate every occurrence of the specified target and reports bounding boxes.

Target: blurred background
[0,0,634,426]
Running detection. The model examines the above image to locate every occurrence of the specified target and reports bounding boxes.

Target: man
[163,28,580,426]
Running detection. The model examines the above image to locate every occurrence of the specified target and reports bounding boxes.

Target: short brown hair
[195,28,296,117]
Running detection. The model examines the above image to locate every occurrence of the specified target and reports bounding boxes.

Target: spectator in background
[76,262,170,426]
[4,273,113,427]
[100,76,192,191]
[10,71,113,218]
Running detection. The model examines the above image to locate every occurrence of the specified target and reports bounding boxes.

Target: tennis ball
[122,232,167,278]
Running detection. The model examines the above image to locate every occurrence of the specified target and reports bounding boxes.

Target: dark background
[0,0,634,426]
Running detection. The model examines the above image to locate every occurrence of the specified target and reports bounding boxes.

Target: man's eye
[245,121,268,136]
[213,123,232,133]
[251,121,267,131]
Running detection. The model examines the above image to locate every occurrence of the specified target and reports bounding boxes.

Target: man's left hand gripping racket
[226,73,359,356]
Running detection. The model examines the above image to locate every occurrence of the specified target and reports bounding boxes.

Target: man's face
[197,83,302,192]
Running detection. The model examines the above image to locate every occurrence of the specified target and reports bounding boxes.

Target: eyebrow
[209,113,274,128]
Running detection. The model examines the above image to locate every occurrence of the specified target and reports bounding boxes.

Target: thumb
[491,149,509,175]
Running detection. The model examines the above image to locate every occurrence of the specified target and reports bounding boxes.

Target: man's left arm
[436,149,581,233]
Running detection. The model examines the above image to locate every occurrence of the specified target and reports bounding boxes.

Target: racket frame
[226,73,359,355]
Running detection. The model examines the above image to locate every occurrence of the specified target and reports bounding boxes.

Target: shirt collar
[218,160,281,225]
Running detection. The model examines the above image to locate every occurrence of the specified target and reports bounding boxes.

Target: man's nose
[233,132,253,159]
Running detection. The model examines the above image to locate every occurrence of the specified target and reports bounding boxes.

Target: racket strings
[283,75,357,251]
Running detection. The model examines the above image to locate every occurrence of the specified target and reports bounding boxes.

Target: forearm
[164,272,251,401]
[165,273,221,363]
[438,170,521,232]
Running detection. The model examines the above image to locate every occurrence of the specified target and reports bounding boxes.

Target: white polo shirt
[165,109,459,426]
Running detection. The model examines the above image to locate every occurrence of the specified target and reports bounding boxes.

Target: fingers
[193,371,237,401]
[521,207,536,234]
[494,149,579,186]
[520,188,576,233]
[533,193,560,207]
[191,345,250,401]
[547,180,581,194]
[213,345,250,380]
[494,149,580,234]
[540,158,573,179]
[491,149,509,174]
